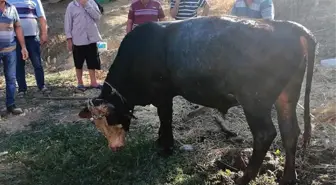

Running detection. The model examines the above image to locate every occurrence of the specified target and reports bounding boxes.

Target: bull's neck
[101,47,136,108]
[100,70,134,111]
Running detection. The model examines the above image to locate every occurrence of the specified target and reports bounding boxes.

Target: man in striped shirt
[7,0,50,97]
[0,0,28,114]
[126,0,165,33]
[231,0,274,20]
[170,0,210,20]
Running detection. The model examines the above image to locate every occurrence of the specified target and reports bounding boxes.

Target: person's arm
[126,5,134,33]
[260,0,274,20]
[199,0,210,16]
[82,0,102,22]
[158,3,165,21]
[231,3,237,16]
[13,7,28,60]
[170,0,180,19]
[93,0,104,14]
[34,0,48,44]
[64,4,73,51]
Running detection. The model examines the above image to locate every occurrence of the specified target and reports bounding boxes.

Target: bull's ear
[128,114,137,120]
[125,110,137,120]
[78,107,92,119]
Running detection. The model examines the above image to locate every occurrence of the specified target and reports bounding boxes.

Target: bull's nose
[110,146,123,152]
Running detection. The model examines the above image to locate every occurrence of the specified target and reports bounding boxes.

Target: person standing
[0,0,28,114]
[126,0,165,34]
[231,0,274,20]
[8,0,50,97]
[170,0,210,20]
[64,0,103,91]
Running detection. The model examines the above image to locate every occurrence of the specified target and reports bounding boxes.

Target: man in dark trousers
[8,0,50,97]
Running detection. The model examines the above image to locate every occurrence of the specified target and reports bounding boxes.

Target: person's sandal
[77,84,87,91]
[89,84,103,89]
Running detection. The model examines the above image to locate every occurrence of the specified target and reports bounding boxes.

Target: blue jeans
[15,36,45,91]
[0,50,17,107]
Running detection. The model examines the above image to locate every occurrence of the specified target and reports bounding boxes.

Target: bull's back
[165,16,305,106]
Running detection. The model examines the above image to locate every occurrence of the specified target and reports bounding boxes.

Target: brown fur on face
[90,106,126,150]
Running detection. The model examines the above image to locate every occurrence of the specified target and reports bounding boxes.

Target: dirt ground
[0,0,335,184]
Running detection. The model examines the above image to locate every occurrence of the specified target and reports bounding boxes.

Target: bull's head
[78,97,135,151]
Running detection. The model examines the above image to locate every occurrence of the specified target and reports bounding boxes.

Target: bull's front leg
[156,99,174,156]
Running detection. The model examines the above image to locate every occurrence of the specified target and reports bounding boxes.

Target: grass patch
[0,118,205,185]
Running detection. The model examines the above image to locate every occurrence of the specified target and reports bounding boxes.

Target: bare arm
[35,0,48,35]
[158,4,165,21]
[126,6,134,34]
[38,17,47,34]
[13,8,28,60]
[126,19,133,33]
[230,2,237,16]
[201,1,210,16]
[12,8,26,49]
[14,22,26,49]
[170,0,180,19]
[197,0,210,16]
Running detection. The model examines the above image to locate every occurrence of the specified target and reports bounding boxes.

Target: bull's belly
[174,84,233,109]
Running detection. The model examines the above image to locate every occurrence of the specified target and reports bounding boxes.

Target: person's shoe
[40,86,51,94]
[17,91,27,98]
[7,105,23,115]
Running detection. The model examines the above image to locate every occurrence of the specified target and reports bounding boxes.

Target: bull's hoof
[155,137,174,157]
[235,176,249,185]
[155,138,161,147]
[158,147,174,157]
[279,178,299,185]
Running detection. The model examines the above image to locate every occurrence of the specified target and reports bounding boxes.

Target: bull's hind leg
[236,105,277,185]
[275,67,305,185]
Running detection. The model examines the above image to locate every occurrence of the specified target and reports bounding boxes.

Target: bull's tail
[302,33,317,151]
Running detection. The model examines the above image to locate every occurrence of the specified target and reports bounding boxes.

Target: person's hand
[40,32,48,45]
[21,48,29,60]
[79,0,88,6]
[67,39,73,51]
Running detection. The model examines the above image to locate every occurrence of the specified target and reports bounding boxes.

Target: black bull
[79,16,317,185]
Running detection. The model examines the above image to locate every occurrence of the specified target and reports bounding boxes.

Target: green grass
[0,117,207,185]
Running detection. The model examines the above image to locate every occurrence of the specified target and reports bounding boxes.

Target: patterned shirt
[0,2,20,53]
[231,0,274,20]
[128,0,165,30]
[7,0,46,36]
[170,0,206,20]
[64,0,102,46]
